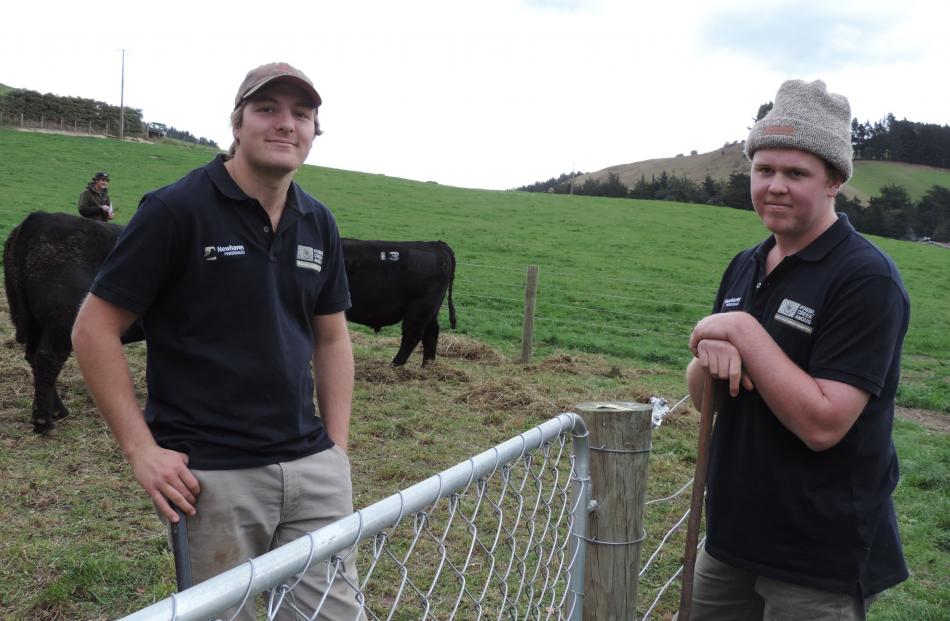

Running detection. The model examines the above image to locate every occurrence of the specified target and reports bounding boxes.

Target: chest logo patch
[204,244,246,261]
[297,245,324,272]
[723,296,742,309]
[775,298,815,334]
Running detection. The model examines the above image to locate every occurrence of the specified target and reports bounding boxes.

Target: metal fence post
[576,401,653,621]
[520,264,539,363]
[568,413,591,621]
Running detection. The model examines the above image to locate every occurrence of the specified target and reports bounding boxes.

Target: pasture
[849,160,950,202]
[0,128,948,619]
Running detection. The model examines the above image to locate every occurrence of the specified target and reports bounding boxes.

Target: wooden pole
[576,401,653,621]
[677,375,721,621]
[119,49,126,140]
[520,265,539,363]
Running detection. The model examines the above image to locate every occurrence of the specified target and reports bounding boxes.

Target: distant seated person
[78,172,115,221]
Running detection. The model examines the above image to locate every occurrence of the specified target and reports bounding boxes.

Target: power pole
[119,49,127,140]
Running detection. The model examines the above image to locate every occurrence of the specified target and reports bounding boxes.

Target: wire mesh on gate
[119,413,590,621]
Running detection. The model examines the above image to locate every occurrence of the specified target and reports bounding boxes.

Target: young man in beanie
[77,171,115,220]
[685,79,909,619]
[72,62,362,619]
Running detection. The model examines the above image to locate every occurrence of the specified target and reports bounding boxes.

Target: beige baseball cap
[233,62,322,109]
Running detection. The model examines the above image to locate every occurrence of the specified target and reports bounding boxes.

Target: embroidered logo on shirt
[379,251,400,261]
[297,245,324,272]
[723,296,742,309]
[203,244,246,261]
[775,298,815,334]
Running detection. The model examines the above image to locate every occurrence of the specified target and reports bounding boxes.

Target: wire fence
[0,111,149,138]
[119,413,590,621]
[449,260,714,362]
[118,397,706,621]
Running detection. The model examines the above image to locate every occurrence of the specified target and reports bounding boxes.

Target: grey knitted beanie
[745,79,853,181]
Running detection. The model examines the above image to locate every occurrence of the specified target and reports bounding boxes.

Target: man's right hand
[694,338,754,397]
[129,445,201,522]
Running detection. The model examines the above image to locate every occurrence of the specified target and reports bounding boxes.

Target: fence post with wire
[575,401,654,620]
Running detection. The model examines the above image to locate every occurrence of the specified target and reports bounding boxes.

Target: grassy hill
[849,160,950,202]
[0,128,947,620]
[0,82,12,97]
[1,126,947,412]
[571,141,749,188]
[571,142,950,202]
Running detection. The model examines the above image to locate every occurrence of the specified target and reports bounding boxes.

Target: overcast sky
[2,0,947,190]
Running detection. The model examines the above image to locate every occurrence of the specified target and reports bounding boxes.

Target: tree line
[515,170,950,243]
[164,126,219,148]
[853,114,950,169]
[0,88,218,148]
[0,88,144,133]
[836,185,950,242]
[515,112,950,242]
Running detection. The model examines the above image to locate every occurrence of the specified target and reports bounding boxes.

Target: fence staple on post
[575,401,654,620]
[520,264,539,363]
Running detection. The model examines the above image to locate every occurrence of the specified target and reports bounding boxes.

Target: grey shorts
[170,446,363,621]
[682,546,872,621]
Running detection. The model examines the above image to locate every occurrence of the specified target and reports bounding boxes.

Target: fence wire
[120,413,590,621]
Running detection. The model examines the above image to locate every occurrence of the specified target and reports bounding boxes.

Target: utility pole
[119,49,127,140]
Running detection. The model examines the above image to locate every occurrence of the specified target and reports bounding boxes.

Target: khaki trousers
[180,446,363,621]
[682,546,871,621]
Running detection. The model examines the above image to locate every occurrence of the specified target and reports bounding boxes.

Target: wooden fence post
[520,264,539,363]
[20,112,24,127]
[576,401,654,621]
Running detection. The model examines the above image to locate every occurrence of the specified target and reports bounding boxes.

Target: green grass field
[850,160,950,202]
[5,128,945,410]
[0,128,947,619]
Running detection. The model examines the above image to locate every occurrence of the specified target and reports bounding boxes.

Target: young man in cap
[72,62,362,619]
[77,171,115,220]
[685,80,909,620]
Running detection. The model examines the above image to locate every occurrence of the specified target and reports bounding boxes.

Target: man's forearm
[691,312,867,450]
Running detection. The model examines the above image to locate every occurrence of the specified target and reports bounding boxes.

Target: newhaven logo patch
[297,245,324,272]
[723,296,742,309]
[203,244,246,261]
[775,298,815,334]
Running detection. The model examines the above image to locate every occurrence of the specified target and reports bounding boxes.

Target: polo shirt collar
[753,213,854,264]
[205,153,305,215]
[206,154,248,201]
[797,213,854,262]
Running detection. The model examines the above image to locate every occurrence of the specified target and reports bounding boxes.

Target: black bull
[3,212,144,434]
[2,213,457,433]
[342,238,457,366]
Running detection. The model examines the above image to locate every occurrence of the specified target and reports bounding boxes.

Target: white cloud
[2,0,947,190]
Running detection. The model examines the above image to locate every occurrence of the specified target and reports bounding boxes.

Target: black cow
[3,211,143,434]
[342,238,457,366]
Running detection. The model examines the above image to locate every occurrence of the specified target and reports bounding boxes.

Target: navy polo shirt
[91,155,351,469]
[704,214,909,598]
